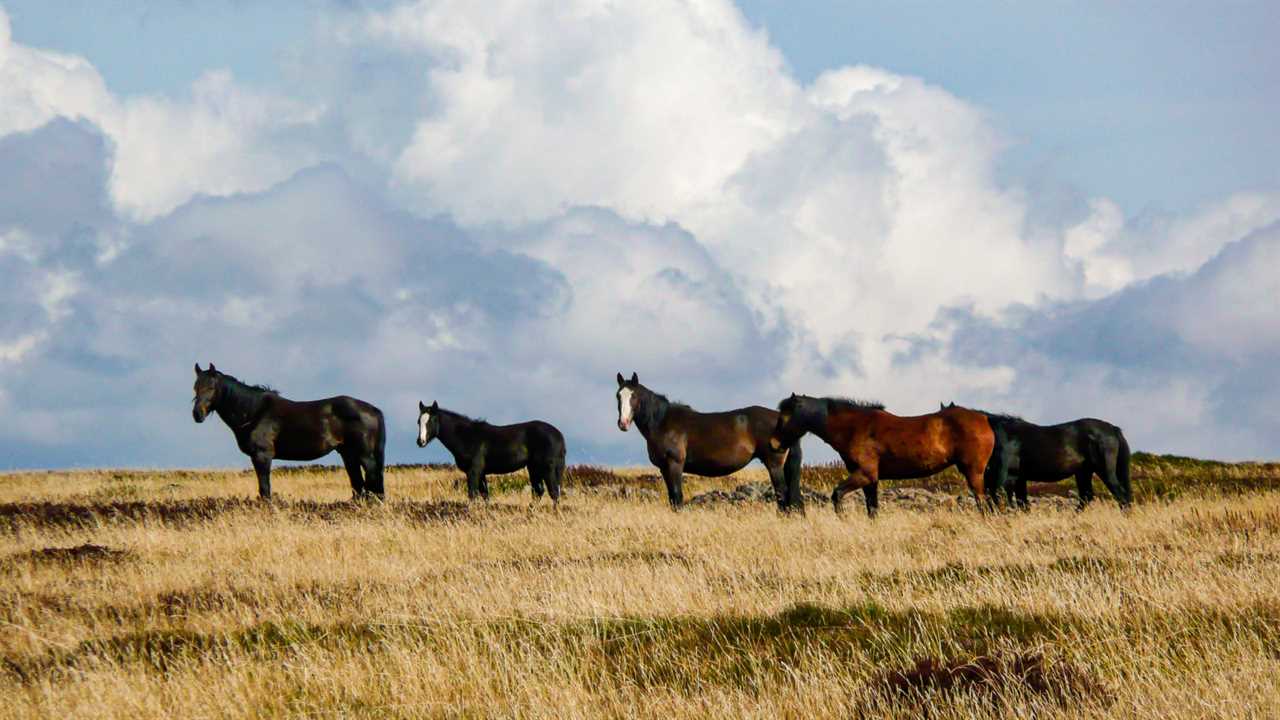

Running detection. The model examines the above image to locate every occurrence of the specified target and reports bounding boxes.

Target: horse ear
[194,363,202,376]
[208,363,217,374]
[791,392,797,399]
[419,401,427,413]
[616,372,625,387]
[630,372,638,384]
[431,400,439,410]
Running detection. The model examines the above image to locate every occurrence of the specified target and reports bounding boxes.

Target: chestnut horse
[616,373,804,512]
[192,364,386,500]
[770,394,995,516]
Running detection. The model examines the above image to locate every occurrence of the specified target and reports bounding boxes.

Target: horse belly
[683,458,748,477]
[878,456,951,480]
[684,430,755,477]
[273,423,339,461]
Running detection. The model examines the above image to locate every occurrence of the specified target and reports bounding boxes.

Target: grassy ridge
[1,462,1279,717]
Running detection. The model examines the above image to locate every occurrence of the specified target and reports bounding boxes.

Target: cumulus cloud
[1,1,1277,468]
[0,9,322,220]
[943,221,1280,460]
[0,119,779,466]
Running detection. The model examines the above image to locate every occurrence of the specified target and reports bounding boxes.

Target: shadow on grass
[6,598,1279,702]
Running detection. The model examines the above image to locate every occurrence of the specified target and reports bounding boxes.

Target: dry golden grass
[2,463,1279,718]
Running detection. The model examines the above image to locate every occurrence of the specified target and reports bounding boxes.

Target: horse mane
[972,408,1027,425]
[438,407,490,428]
[633,385,676,430]
[215,371,279,396]
[826,396,885,411]
[212,371,277,427]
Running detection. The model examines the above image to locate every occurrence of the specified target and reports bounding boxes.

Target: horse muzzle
[617,419,630,432]
[193,406,207,423]
[768,436,782,450]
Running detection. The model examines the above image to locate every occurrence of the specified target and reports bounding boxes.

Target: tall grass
[1,460,1279,718]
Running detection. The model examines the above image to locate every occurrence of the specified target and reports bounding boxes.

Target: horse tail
[1116,429,1132,507]
[373,408,387,494]
[550,431,566,501]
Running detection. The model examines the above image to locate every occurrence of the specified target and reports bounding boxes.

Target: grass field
[3,457,1280,718]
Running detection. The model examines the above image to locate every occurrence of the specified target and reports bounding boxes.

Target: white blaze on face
[417,411,432,445]
[617,388,634,430]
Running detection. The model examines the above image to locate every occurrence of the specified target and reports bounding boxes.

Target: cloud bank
[1,2,1277,468]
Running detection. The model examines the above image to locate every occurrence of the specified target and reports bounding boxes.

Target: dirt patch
[6,544,132,564]
[882,651,1109,706]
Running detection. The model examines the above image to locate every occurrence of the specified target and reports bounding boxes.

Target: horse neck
[434,411,474,456]
[632,389,668,438]
[214,381,266,430]
[810,404,858,447]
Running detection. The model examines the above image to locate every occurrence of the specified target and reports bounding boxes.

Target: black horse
[416,400,567,504]
[942,403,1132,509]
[615,373,804,511]
[192,364,386,500]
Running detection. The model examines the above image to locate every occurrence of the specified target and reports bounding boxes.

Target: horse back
[664,405,777,474]
[478,419,566,473]
[1000,417,1120,479]
[265,395,384,460]
[840,406,992,474]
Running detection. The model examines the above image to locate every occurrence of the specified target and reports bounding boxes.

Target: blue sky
[1,1,1277,469]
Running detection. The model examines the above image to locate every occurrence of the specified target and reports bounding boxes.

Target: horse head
[192,363,221,422]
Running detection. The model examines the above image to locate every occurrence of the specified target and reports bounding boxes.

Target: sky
[1,0,1277,470]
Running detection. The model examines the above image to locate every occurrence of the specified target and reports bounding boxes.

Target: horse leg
[529,464,547,504]
[1076,470,1095,510]
[862,481,879,518]
[478,474,491,501]
[984,447,1010,511]
[340,450,365,500]
[957,462,992,512]
[832,466,875,517]
[361,452,384,500]
[661,461,685,509]
[465,463,483,502]
[251,454,273,501]
[1014,472,1030,511]
[766,461,788,514]
[783,439,804,514]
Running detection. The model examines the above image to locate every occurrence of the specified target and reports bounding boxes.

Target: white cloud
[0,9,322,220]
[345,0,803,225]
[1065,192,1280,296]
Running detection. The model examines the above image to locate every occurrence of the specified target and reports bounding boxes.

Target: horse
[615,372,804,512]
[771,394,995,516]
[942,403,1132,510]
[416,400,567,505]
[191,364,386,500]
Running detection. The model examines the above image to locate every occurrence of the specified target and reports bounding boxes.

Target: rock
[687,481,828,507]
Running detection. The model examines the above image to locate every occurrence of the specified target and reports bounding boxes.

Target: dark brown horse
[954,405,1132,509]
[192,364,386,500]
[615,373,804,511]
[770,394,994,516]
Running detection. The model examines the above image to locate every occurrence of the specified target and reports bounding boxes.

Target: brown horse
[616,373,804,511]
[770,394,995,516]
